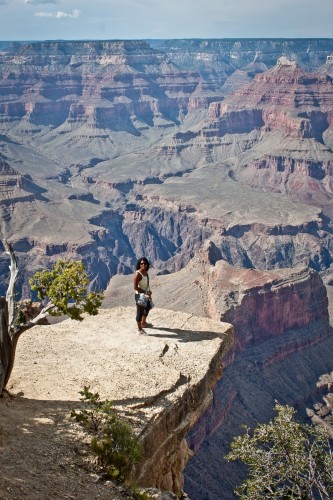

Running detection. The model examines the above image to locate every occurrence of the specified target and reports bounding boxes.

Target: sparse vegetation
[226,402,333,499]
[29,259,103,321]
[71,386,143,484]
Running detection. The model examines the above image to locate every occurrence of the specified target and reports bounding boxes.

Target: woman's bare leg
[141,315,147,327]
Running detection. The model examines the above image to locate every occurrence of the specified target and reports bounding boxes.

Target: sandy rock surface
[0,306,232,500]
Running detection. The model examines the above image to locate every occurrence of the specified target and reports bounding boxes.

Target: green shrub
[226,402,333,499]
[71,386,114,432]
[30,260,103,320]
[71,386,143,483]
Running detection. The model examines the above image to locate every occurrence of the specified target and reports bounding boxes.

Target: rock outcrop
[6,307,233,494]
[206,260,329,354]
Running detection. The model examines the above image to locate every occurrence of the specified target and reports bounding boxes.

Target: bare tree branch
[5,242,19,331]
[12,302,55,340]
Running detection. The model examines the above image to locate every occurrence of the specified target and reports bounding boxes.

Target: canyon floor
[0,307,232,500]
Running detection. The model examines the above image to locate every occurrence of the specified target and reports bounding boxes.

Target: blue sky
[0,0,332,41]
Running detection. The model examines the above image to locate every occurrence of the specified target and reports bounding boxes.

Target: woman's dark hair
[136,257,150,270]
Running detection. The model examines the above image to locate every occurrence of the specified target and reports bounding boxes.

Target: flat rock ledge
[9,306,233,494]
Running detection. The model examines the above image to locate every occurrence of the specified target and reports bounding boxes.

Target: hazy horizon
[0,0,332,42]
[2,36,333,42]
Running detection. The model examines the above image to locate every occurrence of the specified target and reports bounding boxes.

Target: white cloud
[35,9,81,18]
[25,0,59,4]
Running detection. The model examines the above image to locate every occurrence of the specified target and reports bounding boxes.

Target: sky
[0,0,332,41]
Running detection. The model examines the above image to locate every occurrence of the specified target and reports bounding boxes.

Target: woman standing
[134,257,152,335]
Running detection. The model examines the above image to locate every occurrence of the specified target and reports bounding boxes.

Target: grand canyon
[1,38,333,499]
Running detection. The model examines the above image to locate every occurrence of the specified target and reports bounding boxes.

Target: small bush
[226,402,333,499]
[71,386,114,432]
[71,386,143,482]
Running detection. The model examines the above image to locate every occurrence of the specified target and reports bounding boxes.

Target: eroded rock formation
[0,40,221,135]
[1,41,333,298]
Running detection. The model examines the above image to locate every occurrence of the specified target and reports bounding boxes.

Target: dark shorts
[135,294,151,322]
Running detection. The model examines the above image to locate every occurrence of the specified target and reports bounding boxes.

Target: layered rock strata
[150,39,333,74]
[206,58,333,140]
[205,260,329,357]
[0,155,45,205]
[203,60,333,205]
[1,42,333,298]
[185,324,333,499]
[0,40,222,136]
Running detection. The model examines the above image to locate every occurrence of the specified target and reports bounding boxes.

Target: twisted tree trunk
[0,296,10,395]
[1,246,33,394]
[0,297,23,395]
[0,244,56,396]
[0,243,19,395]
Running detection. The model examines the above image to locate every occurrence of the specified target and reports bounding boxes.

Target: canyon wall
[1,41,333,299]
[150,39,333,77]
[0,40,222,134]
[184,322,333,499]
[181,258,333,499]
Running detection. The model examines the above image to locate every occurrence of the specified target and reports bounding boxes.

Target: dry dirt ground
[0,394,126,500]
[0,308,145,500]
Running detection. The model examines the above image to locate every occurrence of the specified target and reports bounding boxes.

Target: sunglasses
[140,262,147,265]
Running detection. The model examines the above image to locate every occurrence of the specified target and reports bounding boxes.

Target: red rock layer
[202,59,333,140]
[204,259,329,355]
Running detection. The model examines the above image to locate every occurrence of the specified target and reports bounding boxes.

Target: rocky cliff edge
[2,306,233,496]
